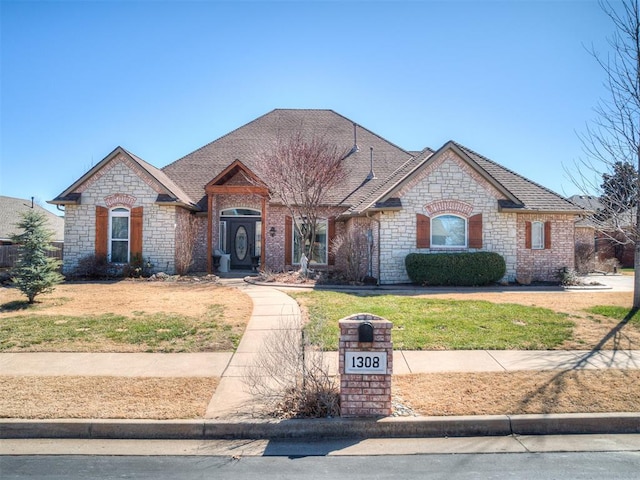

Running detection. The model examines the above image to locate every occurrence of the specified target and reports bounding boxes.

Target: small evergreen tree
[11,210,64,304]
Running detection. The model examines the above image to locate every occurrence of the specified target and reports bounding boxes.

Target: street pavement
[1,273,639,442]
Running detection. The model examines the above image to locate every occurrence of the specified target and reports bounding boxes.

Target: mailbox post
[339,313,392,417]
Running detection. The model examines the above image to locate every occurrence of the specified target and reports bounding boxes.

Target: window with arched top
[431,214,467,248]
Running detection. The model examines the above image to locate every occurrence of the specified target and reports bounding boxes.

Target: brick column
[339,313,393,417]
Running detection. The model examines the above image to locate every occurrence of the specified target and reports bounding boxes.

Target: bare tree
[256,131,349,271]
[244,313,339,418]
[175,212,198,275]
[571,0,640,307]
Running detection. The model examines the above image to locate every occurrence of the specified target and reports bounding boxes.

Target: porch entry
[220,208,262,270]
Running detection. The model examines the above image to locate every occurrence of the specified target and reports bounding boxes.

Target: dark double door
[227,219,257,269]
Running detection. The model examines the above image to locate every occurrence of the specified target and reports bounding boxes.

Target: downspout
[366,211,381,286]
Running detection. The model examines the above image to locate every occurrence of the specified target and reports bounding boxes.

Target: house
[50,109,584,284]
[0,195,65,267]
[570,194,635,269]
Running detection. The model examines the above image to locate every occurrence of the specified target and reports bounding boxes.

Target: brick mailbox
[338,313,393,417]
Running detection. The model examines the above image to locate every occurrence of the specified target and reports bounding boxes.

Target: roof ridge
[452,141,571,202]
[162,109,281,172]
[163,109,353,172]
[121,148,197,208]
[329,110,414,157]
[350,147,434,212]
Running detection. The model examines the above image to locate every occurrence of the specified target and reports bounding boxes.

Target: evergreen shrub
[405,252,506,286]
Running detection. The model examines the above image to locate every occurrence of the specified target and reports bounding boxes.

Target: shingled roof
[0,196,64,242]
[51,109,580,217]
[162,109,415,210]
[162,109,579,215]
[352,140,583,214]
[454,143,583,213]
[51,147,197,209]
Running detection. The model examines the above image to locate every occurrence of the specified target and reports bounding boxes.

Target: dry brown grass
[394,370,640,416]
[0,280,252,352]
[0,376,218,419]
[1,280,251,320]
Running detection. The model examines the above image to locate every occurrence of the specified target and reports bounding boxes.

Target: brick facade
[515,213,576,283]
[339,313,393,417]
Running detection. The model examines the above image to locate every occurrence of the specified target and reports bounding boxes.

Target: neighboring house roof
[0,196,64,242]
[569,195,601,229]
[50,147,198,210]
[568,194,602,211]
[570,192,636,231]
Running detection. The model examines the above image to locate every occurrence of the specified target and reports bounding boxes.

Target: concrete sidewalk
[2,276,640,440]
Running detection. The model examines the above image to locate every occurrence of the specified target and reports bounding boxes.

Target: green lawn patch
[0,305,241,352]
[292,291,573,350]
[585,306,640,326]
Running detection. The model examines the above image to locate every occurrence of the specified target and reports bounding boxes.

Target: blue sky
[1,0,615,215]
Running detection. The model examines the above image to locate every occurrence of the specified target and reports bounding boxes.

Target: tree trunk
[635,139,640,308]
[634,241,640,308]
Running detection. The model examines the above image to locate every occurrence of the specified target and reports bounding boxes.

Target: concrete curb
[2,413,639,440]
[243,277,613,292]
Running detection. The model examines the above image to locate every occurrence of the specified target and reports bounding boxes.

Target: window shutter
[525,221,532,249]
[468,214,483,249]
[95,206,108,258]
[328,217,336,265]
[284,215,292,266]
[544,221,551,249]
[131,207,143,258]
[416,214,430,248]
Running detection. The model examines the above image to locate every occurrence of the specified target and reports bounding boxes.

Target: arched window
[431,214,467,248]
[109,207,130,263]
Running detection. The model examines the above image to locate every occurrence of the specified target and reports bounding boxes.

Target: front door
[228,219,256,269]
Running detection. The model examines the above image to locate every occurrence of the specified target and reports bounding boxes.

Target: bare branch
[255,131,350,267]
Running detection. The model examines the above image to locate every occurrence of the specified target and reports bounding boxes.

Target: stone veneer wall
[376,150,518,284]
[62,156,177,274]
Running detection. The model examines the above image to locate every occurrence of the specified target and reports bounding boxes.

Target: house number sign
[344,351,387,374]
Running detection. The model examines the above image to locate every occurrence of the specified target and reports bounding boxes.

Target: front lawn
[292,291,574,350]
[0,280,251,352]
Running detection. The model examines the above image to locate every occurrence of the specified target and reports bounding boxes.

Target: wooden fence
[0,242,64,268]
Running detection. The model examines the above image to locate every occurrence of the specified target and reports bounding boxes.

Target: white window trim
[220,207,261,217]
[293,218,329,265]
[532,221,545,250]
[109,207,130,263]
[431,214,468,249]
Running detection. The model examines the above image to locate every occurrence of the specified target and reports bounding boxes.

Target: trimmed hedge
[405,252,506,286]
